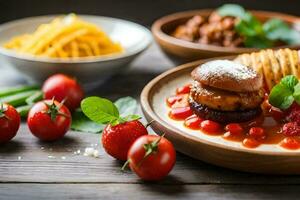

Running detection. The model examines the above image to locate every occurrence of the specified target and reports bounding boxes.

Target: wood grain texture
[1,184,300,200]
[2,121,300,185]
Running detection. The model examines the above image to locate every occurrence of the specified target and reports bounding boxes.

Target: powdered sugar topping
[198,60,257,81]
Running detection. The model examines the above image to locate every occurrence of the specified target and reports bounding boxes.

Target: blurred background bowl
[0,15,152,89]
[152,9,300,64]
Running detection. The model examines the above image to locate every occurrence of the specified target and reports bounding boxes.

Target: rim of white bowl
[0,14,153,63]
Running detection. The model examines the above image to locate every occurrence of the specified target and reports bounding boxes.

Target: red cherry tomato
[176,84,191,95]
[127,135,176,181]
[225,123,243,135]
[249,127,266,141]
[42,74,84,111]
[280,137,300,150]
[184,114,203,129]
[27,100,71,141]
[0,104,20,143]
[242,138,260,148]
[166,95,183,107]
[200,120,221,134]
[169,107,193,120]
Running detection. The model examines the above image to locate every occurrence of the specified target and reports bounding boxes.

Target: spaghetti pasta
[4,14,123,58]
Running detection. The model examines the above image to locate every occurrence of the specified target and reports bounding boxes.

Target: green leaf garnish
[217,4,300,48]
[293,83,300,105]
[71,109,104,133]
[81,96,140,127]
[281,75,299,90]
[114,96,138,117]
[263,19,300,44]
[217,4,246,19]
[269,75,300,109]
[72,96,139,133]
[81,96,119,124]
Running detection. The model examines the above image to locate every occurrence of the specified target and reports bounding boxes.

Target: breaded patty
[189,99,262,123]
[190,81,264,111]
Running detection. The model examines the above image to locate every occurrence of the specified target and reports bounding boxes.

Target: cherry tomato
[0,104,20,143]
[127,135,176,181]
[225,123,243,135]
[200,120,221,134]
[169,107,193,120]
[42,74,84,111]
[176,84,191,95]
[280,137,300,150]
[249,127,266,141]
[242,138,260,148]
[184,114,203,129]
[166,95,183,107]
[27,100,71,141]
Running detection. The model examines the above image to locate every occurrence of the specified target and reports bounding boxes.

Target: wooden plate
[152,9,300,64]
[140,56,300,174]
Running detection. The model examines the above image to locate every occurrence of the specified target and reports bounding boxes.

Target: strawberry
[81,96,148,161]
[102,120,148,160]
[282,122,300,137]
[285,102,300,124]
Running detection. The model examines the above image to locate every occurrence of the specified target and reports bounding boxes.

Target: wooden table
[1,44,300,200]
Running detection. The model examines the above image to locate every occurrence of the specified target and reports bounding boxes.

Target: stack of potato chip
[234,49,300,91]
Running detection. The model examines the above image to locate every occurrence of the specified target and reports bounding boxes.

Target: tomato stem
[0,103,9,119]
[43,98,70,121]
[121,159,131,171]
[137,133,165,167]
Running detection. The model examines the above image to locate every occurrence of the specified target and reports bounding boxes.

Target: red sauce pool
[167,84,297,150]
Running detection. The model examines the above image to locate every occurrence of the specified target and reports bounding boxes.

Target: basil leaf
[71,109,104,133]
[263,19,300,44]
[293,83,300,104]
[217,4,246,19]
[281,75,298,91]
[244,36,273,48]
[115,96,138,117]
[122,114,141,122]
[235,20,257,37]
[269,83,294,109]
[81,96,119,124]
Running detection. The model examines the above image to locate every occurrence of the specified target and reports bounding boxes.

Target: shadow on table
[0,140,25,154]
[36,135,80,152]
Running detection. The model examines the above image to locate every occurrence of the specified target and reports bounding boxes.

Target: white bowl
[0,15,152,89]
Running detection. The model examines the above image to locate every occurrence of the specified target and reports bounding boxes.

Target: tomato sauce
[167,84,297,150]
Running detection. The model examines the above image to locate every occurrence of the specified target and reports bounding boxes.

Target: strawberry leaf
[81,96,119,124]
[114,96,138,117]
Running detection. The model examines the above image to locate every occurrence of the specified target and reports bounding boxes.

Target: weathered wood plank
[1,124,300,184]
[0,184,299,200]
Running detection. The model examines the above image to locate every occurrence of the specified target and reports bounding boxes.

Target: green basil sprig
[217,4,300,48]
[81,96,140,127]
[269,75,300,109]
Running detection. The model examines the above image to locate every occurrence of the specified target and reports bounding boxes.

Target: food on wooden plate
[124,134,176,181]
[189,60,264,123]
[81,96,148,161]
[166,56,300,149]
[0,103,20,143]
[4,14,123,58]
[43,74,84,111]
[235,48,300,91]
[173,4,300,48]
[27,99,71,141]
